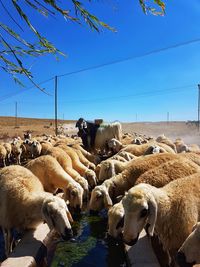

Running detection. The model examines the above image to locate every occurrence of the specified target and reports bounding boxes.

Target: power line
[1,37,200,102]
[58,38,200,78]
[58,84,196,104]
[0,77,54,102]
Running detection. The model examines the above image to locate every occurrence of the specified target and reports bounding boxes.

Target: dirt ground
[0,117,199,146]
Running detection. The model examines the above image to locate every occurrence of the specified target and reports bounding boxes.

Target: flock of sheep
[0,122,200,267]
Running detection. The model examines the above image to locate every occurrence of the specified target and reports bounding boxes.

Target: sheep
[107,139,175,155]
[174,138,189,153]
[110,151,137,162]
[179,152,200,167]
[55,143,97,189]
[107,201,124,240]
[107,138,123,154]
[121,142,176,155]
[177,222,200,267]
[24,132,32,140]
[76,118,122,154]
[188,144,200,153]
[72,143,101,165]
[131,136,149,145]
[0,144,7,167]
[21,138,32,160]
[107,157,200,240]
[25,155,83,210]
[71,147,96,170]
[122,174,200,265]
[89,153,180,212]
[2,142,12,165]
[42,146,89,199]
[40,141,53,154]
[156,134,177,152]
[0,165,73,256]
[30,140,42,158]
[96,160,129,183]
[11,140,23,165]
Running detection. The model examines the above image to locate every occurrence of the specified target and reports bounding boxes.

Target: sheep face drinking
[65,183,83,211]
[108,201,124,240]
[122,185,157,246]
[89,185,113,213]
[42,197,73,240]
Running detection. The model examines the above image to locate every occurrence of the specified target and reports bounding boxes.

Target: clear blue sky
[1,0,200,122]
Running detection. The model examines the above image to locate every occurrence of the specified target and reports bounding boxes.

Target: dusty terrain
[0,117,199,145]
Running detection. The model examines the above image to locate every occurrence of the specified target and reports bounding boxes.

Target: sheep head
[42,196,73,240]
[122,184,157,246]
[64,183,83,211]
[108,201,124,240]
[85,169,97,189]
[98,161,115,183]
[107,138,122,153]
[89,185,113,212]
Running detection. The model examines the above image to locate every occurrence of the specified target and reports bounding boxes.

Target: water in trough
[48,211,128,267]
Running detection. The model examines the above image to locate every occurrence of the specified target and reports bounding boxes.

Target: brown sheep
[42,146,89,199]
[25,155,84,210]
[55,143,97,189]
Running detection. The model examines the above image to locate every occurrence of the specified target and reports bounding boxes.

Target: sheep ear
[42,203,49,218]
[42,203,55,228]
[116,216,124,229]
[66,210,74,223]
[103,192,113,209]
[147,195,157,236]
[115,195,123,203]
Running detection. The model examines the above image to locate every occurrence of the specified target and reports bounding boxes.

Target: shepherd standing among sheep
[76,118,122,155]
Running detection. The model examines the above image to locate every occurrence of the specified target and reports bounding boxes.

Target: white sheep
[107,201,124,240]
[0,165,73,256]
[122,174,200,265]
[177,222,200,267]
[96,159,129,183]
[30,140,42,158]
[25,155,84,210]
[107,139,175,155]
[156,134,177,152]
[174,138,189,153]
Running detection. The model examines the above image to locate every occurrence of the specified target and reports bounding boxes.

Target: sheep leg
[2,158,6,167]
[150,234,171,267]
[3,228,12,257]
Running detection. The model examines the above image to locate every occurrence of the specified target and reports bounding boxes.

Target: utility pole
[198,84,200,132]
[135,113,137,122]
[55,76,58,136]
[167,112,169,124]
[15,102,18,128]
